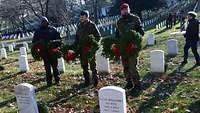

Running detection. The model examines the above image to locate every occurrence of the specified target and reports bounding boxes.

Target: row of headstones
[0,42,29,52]
[0,40,109,73]
[0,41,30,73]
[147,33,178,54]
[65,15,165,38]
[147,33,178,73]
[17,48,110,74]
[156,20,167,30]
[1,14,163,41]
[142,16,160,28]
[1,1,193,41]
[15,82,126,113]
[1,32,34,40]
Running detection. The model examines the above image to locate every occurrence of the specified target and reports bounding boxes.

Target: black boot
[124,81,133,89]
[195,62,200,66]
[181,60,187,65]
[84,75,90,87]
[55,81,61,86]
[47,82,52,87]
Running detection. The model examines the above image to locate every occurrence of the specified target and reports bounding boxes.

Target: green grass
[0,22,200,113]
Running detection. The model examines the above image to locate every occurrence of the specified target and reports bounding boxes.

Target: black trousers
[183,40,200,63]
[43,56,60,84]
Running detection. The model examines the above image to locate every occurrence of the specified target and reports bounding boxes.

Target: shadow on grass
[155,28,168,35]
[184,65,199,73]
[47,83,91,107]
[7,52,19,56]
[0,65,4,71]
[0,97,16,108]
[135,66,186,113]
[0,59,18,66]
[0,72,24,81]
[142,45,154,50]
[188,99,200,113]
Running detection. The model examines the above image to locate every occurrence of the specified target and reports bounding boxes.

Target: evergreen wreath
[101,30,142,59]
[31,40,62,61]
[78,34,99,62]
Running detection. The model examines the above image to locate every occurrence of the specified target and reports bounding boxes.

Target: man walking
[182,11,200,66]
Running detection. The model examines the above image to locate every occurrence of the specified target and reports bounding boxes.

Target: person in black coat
[182,11,200,66]
[32,17,61,86]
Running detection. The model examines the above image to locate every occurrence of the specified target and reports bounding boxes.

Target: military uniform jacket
[75,20,101,44]
[116,13,144,38]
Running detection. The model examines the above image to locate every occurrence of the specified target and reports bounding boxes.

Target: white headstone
[107,26,110,31]
[147,33,155,45]
[19,55,29,72]
[1,43,5,48]
[20,47,27,56]
[15,83,39,113]
[161,22,163,27]
[0,48,7,59]
[23,42,29,50]
[158,23,161,29]
[156,25,159,30]
[99,86,127,113]
[110,26,113,34]
[103,27,106,32]
[150,50,165,73]
[58,57,65,73]
[167,39,178,56]
[96,53,110,73]
[8,44,14,52]
[12,42,16,48]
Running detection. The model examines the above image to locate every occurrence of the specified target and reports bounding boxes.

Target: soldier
[181,11,200,66]
[75,10,101,87]
[32,17,61,86]
[116,3,144,90]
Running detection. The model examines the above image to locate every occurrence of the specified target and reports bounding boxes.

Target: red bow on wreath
[126,43,137,54]
[65,50,75,62]
[111,44,120,58]
[83,44,92,55]
[50,47,60,55]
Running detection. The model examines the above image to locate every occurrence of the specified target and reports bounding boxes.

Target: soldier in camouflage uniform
[116,3,144,90]
[75,10,101,87]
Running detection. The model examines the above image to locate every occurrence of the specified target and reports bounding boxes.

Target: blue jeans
[183,40,200,63]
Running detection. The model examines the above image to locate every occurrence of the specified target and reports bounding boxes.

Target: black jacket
[32,26,61,44]
[185,18,199,42]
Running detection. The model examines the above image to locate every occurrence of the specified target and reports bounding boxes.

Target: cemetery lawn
[0,25,200,113]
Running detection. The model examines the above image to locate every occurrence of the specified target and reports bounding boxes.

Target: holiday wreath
[101,30,142,59]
